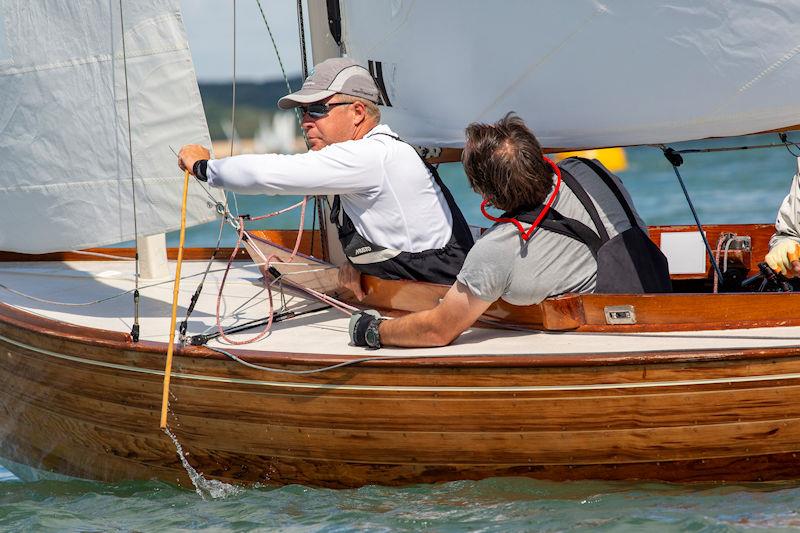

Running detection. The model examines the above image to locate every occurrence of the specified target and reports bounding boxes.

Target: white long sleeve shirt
[207,124,454,252]
[771,171,800,248]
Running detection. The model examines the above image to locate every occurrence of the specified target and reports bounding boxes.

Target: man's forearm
[379,309,460,348]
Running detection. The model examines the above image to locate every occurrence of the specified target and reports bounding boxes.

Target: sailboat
[4,0,800,488]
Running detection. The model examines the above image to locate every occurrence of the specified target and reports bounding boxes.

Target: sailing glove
[349,309,384,349]
[766,239,800,277]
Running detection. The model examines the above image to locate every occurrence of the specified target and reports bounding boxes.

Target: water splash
[163,427,242,500]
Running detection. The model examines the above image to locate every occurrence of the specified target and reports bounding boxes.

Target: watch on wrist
[365,317,387,349]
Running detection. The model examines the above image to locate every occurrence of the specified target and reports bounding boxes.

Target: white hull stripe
[1,332,800,392]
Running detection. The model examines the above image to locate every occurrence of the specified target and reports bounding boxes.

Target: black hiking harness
[483,156,672,294]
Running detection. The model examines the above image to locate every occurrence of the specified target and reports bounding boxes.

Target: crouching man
[349,113,670,349]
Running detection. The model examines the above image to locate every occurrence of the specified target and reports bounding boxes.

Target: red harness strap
[479,156,562,241]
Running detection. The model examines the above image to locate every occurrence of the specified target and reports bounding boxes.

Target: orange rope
[160,169,190,429]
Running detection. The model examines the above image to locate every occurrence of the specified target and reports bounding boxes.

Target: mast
[306,0,341,62]
[306,0,345,265]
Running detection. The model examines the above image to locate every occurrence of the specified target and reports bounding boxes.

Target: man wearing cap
[178,58,473,297]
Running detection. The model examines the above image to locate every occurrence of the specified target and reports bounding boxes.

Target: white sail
[0,0,222,253]
[337,0,800,149]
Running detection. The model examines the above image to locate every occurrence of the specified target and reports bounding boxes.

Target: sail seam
[738,43,800,95]
[0,46,189,77]
[0,176,199,193]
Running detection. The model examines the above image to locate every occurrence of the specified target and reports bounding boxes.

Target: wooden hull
[4,300,800,487]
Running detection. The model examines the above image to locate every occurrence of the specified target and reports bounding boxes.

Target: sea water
[3,134,800,531]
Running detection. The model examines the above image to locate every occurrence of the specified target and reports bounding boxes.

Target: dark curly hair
[462,113,551,212]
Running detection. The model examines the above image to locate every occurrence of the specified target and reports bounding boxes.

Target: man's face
[301,96,357,151]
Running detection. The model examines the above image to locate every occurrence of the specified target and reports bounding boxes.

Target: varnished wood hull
[3,299,800,487]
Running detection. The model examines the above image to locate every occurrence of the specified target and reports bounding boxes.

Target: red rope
[479,156,561,241]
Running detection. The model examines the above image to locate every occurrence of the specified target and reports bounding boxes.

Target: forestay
[0,0,221,253]
[338,0,800,149]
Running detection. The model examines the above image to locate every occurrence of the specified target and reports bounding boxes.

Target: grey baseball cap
[278,57,381,109]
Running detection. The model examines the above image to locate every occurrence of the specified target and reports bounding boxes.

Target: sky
[180,0,308,82]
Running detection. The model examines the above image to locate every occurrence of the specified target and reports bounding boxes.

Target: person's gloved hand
[765,239,800,277]
[348,309,383,348]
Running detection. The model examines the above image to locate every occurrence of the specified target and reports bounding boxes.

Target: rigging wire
[172,0,315,345]
[650,140,794,155]
[255,0,327,260]
[661,147,725,281]
[118,0,141,342]
[296,0,309,80]
[178,214,227,344]
[175,0,244,343]
[174,0,246,344]
[255,0,304,129]
[227,0,241,218]
[779,133,800,158]
[0,263,272,307]
[654,132,800,286]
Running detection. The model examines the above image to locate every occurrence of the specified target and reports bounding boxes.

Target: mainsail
[0,0,222,253]
[333,0,800,150]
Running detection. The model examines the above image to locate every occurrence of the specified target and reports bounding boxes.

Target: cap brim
[277,89,337,109]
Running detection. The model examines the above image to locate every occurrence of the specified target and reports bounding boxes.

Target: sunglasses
[300,102,352,118]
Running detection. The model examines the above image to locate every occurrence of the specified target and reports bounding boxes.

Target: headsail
[0,0,222,253]
[333,1,800,149]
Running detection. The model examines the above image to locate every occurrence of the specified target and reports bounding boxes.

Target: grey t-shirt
[457,158,646,306]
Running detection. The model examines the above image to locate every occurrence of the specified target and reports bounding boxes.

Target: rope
[212,199,309,345]
[160,169,191,429]
[118,0,141,342]
[712,234,729,294]
[207,345,400,375]
[208,195,361,346]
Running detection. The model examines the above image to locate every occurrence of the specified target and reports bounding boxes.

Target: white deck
[1,259,799,357]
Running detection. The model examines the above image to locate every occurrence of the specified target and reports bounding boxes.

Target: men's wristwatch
[349,309,385,349]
